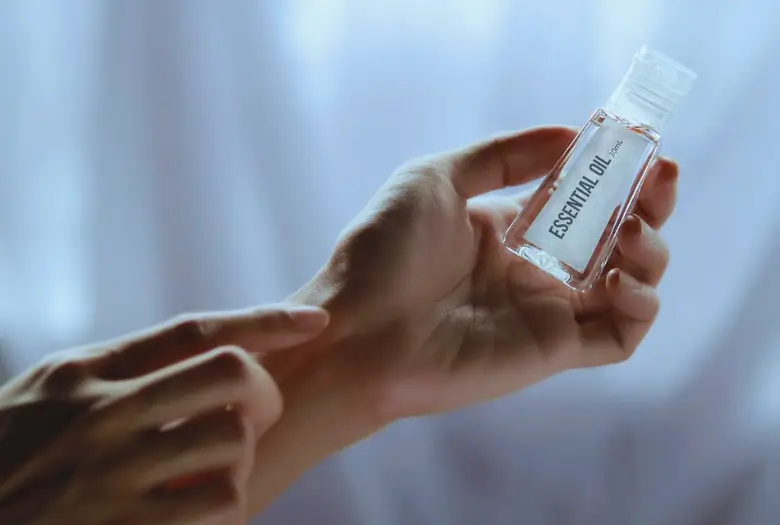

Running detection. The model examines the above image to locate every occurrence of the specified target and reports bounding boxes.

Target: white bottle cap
[605,45,697,131]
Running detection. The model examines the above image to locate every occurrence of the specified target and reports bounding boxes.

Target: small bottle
[502,45,697,292]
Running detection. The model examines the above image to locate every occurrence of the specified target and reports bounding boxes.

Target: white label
[524,119,653,272]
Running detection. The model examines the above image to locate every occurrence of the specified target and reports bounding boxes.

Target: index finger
[449,126,577,198]
[92,346,281,439]
[97,304,329,380]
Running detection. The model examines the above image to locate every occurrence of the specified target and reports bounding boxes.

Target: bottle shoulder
[589,108,661,144]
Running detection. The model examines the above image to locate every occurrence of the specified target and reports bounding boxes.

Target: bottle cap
[605,45,697,131]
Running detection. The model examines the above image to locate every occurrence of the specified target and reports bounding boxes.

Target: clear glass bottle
[503,45,697,292]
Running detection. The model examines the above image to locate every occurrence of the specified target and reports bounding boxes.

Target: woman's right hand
[0,304,329,525]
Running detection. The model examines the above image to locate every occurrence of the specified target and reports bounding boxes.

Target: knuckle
[658,237,671,267]
[392,156,431,177]
[40,356,88,394]
[259,309,297,331]
[170,316,218,347]
[208,347,251,382]
[214,409,249,443]
[398,160,447,184]
[256,387,284,430]
[613,346,638,364]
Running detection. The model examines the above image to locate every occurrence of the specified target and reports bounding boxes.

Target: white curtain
[3,1,780,523]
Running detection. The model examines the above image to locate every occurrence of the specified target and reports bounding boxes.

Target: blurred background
[2,1,780,523]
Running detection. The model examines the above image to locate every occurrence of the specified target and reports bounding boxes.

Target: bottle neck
[604,82,674,132]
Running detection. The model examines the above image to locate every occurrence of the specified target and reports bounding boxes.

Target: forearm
[246,263,409,516]
[246,349,382,516]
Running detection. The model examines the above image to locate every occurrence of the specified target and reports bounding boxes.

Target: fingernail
[622,215,642,237]
[288,306,329,330]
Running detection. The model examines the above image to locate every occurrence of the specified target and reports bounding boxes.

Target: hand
[0,305,328,525]
[246,126,678,513]
[272,126,678,418]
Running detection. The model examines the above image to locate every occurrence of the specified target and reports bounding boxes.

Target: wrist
[284,266,437,423]
[247,334,386,515]
[248,273,392,515]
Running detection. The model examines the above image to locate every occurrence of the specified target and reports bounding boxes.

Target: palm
[320,179,583,414]
[286,127,676,417]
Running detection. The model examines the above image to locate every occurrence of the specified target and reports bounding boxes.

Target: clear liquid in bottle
[503,109,659,291]
[502,46,696,292]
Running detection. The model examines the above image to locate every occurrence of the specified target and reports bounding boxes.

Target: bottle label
[524,118,653,273]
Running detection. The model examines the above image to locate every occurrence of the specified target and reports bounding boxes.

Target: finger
[578,269,659,367]
[606,269,660,321]
[448,126,578,198]
[635,157,678,229]
[8,348,278,494]
[101,408,252,491]
[163,409,257,491]
[143,476,243,525]
[615,215,670,286]
[91,346,282,439]
[0,477,66,525]
[0,402,89,502]
[98,304,329,379]
[163,408,257,493]
[0,396,89,490]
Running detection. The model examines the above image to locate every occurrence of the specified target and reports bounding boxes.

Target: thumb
[448,126,577,199]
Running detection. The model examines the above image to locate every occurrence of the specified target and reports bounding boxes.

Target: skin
[0,305,329,525]
[248,126,679,514]
[0,125,679,522]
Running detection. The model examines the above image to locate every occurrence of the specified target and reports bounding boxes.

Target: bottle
[502,45,697,292]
